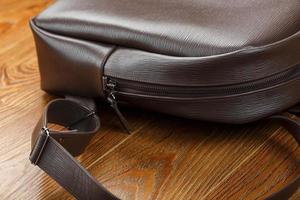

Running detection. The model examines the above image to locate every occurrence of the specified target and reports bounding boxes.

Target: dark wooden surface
[0,1,300,199]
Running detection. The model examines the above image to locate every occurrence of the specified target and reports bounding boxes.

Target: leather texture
[32,0,300,89]
[31,19,300,124]
[30,0,300,123]
[34,0,300,57]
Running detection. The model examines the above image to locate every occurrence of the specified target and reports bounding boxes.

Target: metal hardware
[29,127,50,165]
[103,77,132,134]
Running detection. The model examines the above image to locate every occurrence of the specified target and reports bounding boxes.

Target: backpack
[29,0,300,199]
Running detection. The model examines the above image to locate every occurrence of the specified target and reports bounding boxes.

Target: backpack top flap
[33,0,300,57]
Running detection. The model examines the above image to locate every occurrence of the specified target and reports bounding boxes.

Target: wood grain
[0,1,299,199]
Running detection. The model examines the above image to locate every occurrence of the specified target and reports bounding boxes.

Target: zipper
[103,77,131,134]
[104,63,300,99]
[103,63,300,131]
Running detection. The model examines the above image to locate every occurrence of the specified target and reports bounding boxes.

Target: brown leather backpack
[29,0,300,199]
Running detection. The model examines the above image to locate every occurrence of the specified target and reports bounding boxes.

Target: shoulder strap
[29,98,300,200]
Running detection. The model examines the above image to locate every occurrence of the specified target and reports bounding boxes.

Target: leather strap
[29,98,300,200]
[29,97,119,200]
[265,113,300,200]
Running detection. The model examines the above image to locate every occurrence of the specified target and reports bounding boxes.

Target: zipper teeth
[106,64,300,98]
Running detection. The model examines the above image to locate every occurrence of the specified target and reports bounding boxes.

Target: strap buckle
[29,127,50,165]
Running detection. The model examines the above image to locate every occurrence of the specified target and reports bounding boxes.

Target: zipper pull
[104,77,132,134]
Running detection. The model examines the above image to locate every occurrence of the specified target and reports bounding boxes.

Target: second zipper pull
[104,77,132,134]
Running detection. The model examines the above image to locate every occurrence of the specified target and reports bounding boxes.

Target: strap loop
[29,97,119,200]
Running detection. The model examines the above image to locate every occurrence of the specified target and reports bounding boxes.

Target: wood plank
[0,0,299,199]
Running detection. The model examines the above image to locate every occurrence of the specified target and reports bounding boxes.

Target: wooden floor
[0,1,300,199]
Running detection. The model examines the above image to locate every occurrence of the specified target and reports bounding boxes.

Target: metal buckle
[29,127,50,165]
